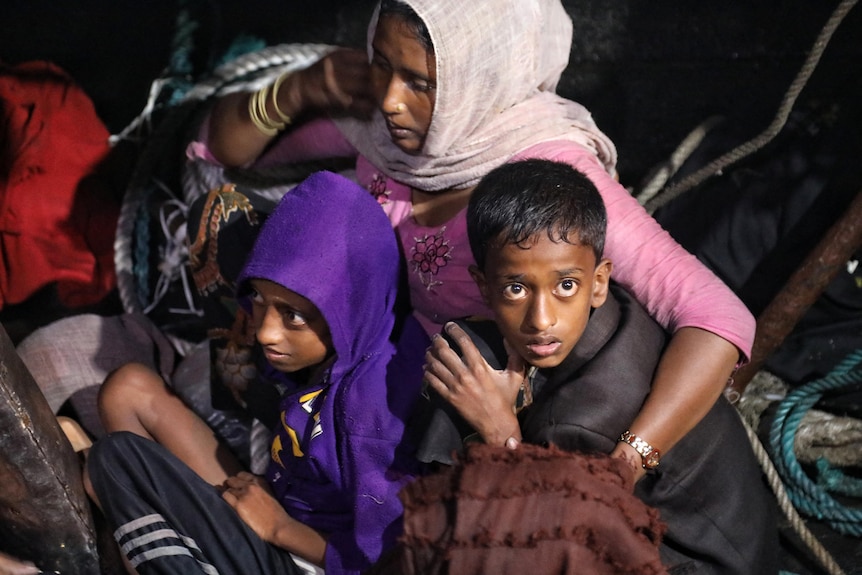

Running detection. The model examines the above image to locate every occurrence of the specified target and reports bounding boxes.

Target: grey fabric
[15,313,176,437]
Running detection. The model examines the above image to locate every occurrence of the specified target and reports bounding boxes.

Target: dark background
[2,0,860,184]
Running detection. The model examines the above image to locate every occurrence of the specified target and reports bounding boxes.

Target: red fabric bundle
[0,60,118,309]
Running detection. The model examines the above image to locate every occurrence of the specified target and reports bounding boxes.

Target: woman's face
[370,14,437,154]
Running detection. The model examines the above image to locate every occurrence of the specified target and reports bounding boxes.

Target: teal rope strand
[130,5,266,304]
[769,350,862,536]
[215,34,267,68]
[165,6,198,104]
[133,188,153,309]
[816,458,862,498]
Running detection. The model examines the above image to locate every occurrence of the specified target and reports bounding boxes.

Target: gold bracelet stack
[248,73,293,136]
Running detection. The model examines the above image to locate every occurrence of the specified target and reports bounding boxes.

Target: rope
[633,116,722,204]
[643,0,858,214]
[769,350,862,537]
[743,414,848,575]
[177,43,335,103]
[109,3,200,144]
[114,43,335,314]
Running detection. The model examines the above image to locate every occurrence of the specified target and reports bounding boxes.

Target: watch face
[644,451,660,469]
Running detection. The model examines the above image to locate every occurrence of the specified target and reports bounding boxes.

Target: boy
[419,159,779,574]
[86,171,425,575]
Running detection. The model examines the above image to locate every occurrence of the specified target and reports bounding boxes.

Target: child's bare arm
[98,362,243,485]
[424,322,525,447]
[222,472,327,567]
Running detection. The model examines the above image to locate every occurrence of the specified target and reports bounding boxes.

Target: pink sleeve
[186,112,356,168]
[515,142,756,360]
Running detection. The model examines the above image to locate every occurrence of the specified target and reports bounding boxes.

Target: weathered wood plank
[0,322,100,573]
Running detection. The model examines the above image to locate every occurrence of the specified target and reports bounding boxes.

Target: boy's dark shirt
[416,283,666,464]
[413,283,779,575]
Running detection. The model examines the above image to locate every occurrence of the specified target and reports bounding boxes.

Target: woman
[192,0,755,483]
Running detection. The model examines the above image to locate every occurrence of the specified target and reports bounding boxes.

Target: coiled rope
[641,0,858,214]
[769,351,862,539]
[743,414,848,575]
[113,3,333,314]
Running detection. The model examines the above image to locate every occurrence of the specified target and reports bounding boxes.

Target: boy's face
[249,279,333,373]
[470,233,611,369]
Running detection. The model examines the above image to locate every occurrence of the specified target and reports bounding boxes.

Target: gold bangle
[256,84,286,131]
[271,73,293,125]
[248,86,279,136]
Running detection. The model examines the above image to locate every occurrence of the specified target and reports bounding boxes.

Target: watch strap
[619,430,661,469]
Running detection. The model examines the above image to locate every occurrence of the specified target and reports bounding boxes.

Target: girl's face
[250,279,333,373]
[370,14,436,154]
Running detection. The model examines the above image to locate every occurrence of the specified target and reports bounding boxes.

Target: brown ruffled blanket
[372,442,668,575]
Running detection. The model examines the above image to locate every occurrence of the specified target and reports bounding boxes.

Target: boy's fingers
[443,322,486,368]
[425,369,466,401]
[427,332,468,376]
[424,346,460,390]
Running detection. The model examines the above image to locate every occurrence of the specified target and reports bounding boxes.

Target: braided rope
[633,116,722,204]
[769,350,862,537]
[643,0,858,214]
[177,43,335,103]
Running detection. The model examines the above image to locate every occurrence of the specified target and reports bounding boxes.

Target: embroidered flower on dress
[411,227,451,289]
[368,172,391,206]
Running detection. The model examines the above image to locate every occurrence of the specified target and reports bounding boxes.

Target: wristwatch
[619,430,661,469]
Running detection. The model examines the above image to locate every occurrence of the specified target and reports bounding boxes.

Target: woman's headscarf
[336,0,617,192]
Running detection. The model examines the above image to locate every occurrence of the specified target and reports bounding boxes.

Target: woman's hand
[208,48,374,167]
[288,48,376,119]
[613,327,739,483]
[424,322,526,447]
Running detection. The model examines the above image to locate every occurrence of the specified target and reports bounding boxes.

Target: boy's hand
[222,472,328,565]
[222,471,292,544]
[424,322,526,447]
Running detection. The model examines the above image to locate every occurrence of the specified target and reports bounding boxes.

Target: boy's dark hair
[467,159,607,271]
[379,0,434,53]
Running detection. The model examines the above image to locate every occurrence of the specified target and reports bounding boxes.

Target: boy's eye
[555,279,578,297]
[250,288,264,305]
[284,309,308,326]
[502,283,527,301]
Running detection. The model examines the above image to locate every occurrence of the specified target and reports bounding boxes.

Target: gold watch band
[619,430,661,469]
